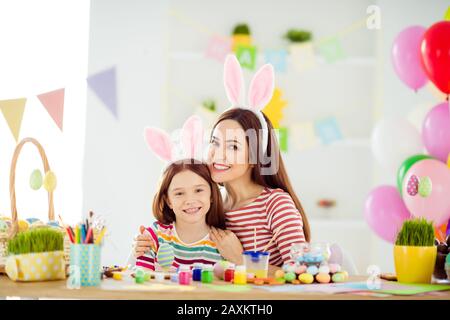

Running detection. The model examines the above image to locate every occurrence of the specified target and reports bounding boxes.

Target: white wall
[0,0,89,225]
[84,0,169,265]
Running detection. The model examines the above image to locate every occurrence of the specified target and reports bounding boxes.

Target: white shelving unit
[166,0,377,273]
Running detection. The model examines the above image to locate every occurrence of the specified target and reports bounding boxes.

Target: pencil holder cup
[69,244,101,287]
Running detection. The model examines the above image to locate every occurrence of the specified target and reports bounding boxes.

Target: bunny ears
[223,55,275,153]
[143,115,204,163]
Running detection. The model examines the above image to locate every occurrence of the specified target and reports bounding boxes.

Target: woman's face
[207,119,251,184]
[166,170,212,225]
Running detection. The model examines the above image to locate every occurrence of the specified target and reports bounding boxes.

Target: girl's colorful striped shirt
[135,221,222,270]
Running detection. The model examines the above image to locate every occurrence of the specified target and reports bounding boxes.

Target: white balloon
[371,117,424,169]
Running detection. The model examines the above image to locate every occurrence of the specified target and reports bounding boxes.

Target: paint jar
[192,263,203,281]
[201,264,214,283]
[178,265,191,285]
[171,272,179,283]
[233,265,247,285]
[154,272,165,282]
[243,251,270,279]
[224,263,235,282]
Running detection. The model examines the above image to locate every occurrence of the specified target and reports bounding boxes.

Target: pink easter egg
[295,265,307,275]
[407,175,419,196]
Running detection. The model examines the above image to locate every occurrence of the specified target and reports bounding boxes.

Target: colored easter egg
[329,263,341,273]
[418,176,432,197]
[156,243,175,269]
[0,220,8,233]
[25,218,40,224]
[274,269,285,279]
[285,263,296,273]
[298,273,314,284]
[340,271,349,280]
[318,265,330,274]
[18,220,29,232]
[295,264,307,275]
[306,265,318,276]
[284,272,296,282]
[331,272,345,283]
[29,169,43,190]
[213,261,229,280]
[43,171,57,192]
[316,272,331,283]
[407,175,419,196]
[276,277,286,284]
[47,220,61,228]
[30,221,45,229]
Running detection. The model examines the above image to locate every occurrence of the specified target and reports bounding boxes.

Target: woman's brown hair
[211,109,311,242]
[152,160,225,229]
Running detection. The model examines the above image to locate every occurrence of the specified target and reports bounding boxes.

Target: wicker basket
[0,137,71,274]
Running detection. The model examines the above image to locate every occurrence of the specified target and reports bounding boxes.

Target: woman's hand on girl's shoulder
[210,227,244,265]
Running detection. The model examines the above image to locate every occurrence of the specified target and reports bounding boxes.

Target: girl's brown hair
[212,109,311,242]
[152,160,225,229]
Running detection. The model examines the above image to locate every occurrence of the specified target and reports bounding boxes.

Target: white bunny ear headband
[143,115,204,163]
[223,54,275,154]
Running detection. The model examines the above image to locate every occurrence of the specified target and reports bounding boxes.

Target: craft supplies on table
[243,251,270,279]
[201,265,214,284]
[233,265,247,285]
[178,265,192,285]
[192,263,203,281]
[70,244,101,287]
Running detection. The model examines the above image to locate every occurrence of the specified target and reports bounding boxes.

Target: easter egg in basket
[43,171,57,192]
[18,220,29,232]
[0,220,8,233]
[29,169,43,190]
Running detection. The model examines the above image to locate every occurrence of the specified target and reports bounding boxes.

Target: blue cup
[69,244,101,287]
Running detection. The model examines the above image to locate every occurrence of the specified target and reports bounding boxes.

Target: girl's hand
[210,227,244,265]
[132,226,156,257]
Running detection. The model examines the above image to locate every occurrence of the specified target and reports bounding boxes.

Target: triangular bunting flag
[87,67,118,118]
[0,98,27,142]
[37,88,65,131]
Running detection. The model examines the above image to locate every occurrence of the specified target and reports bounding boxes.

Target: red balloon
[420,21,450,95]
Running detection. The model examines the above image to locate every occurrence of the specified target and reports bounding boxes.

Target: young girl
[207,55,310,267]
[133,116,225,271]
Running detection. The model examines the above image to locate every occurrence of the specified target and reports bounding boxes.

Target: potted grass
[5,227,66,281]
[283,29,313,53]
[394,218,437,284]
[232,23,252,52]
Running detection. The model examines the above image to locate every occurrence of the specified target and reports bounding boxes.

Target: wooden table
[1,275,449,300]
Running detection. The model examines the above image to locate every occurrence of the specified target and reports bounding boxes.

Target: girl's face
[207,119,251,184]
[166,170,212,225]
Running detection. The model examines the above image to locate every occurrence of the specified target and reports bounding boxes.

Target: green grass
[7,227,64,255]
[395,218,435,247]
[232,24,250,35]
[284,29,312,43]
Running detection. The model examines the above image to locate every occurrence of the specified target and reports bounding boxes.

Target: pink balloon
[392,26,428,91]
[402,159,450,226]
[422,102,450,162]
[364,185,412,243]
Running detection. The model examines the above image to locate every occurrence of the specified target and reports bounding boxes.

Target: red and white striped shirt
[225,187,306,266]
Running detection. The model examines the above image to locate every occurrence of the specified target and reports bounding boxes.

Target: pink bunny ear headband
[223,54,275,154]
[143,115,204,163]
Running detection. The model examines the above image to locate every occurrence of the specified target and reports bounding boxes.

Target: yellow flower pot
[394,245,437,284]
[232,34,252,52]
[5,251,66,282]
